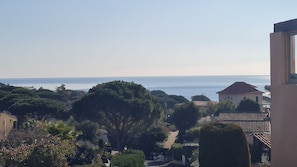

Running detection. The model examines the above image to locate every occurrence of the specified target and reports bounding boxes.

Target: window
[274,19,297,83]
[256,96,259,102]
[287,31,297,82]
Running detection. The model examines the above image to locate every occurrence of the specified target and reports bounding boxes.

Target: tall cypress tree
[199,123,251,167]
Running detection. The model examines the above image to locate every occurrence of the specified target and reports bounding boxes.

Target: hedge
[199,123,251,167]
[111,149,145,167]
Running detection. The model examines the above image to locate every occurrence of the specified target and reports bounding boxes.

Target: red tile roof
[217,82,263,94]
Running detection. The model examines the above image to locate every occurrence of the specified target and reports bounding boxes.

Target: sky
[0,1,296,78]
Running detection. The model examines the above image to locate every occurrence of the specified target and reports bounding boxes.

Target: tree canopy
[111,149,145,167]
[72,81,162,150]
[206,101,236,116]
[172,102,201,141]
[0,86,68,124]
[199,123,251,167]
[191,94,211,101]
[237,99,261,112]
[151,90,189,110]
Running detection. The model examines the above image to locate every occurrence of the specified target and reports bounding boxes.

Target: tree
[135,126,166,158]
[75,120,100,143]
[191,94,210,101]
[72,81,162,150]
[24,138,75,167]
[172,102,201,141]
[151,90,189,110]
[184,127,201,142]
[0,121,76,167]
[237,99,261,112]
[206,101,236,116]
[264,85,271,92]
[189,148,199,167]
[0,86,67,125]
[45,121,78,140]
[199,123,251,167]
[111,149,145,167]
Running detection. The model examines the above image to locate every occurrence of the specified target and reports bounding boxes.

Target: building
[270,18,297,166]
[218,112,270,134]
[218,112,271,163]
[217,82,263,106]
[0,111,17,141]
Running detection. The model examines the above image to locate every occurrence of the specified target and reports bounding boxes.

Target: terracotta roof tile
[217,82,263,94]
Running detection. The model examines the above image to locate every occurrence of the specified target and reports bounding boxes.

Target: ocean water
[0,75,270,102]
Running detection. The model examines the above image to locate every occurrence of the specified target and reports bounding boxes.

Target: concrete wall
[0,112,17,141]
[271,31,297,167]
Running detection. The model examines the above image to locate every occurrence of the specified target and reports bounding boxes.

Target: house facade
[217,82,263,106]
[0,111,17,141]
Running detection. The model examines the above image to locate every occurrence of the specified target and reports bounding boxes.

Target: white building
[217,82,263,106]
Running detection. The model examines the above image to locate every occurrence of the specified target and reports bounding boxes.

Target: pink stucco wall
[271,32,297,167]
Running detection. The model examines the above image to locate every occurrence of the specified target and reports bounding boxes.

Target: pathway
[163,130,178,149]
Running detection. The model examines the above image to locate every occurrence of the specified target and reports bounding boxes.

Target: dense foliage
[134,126,166,159]
[0,85,84,125]
[199,123,251,167]
[151,90,189,110]
[206,101,236,116]
[72,81,163,150]
[191,94,210,101]
[111,149,145,167]
[172,102,201,141]
[0,121,77,167]
[184,127,201,142]
[237,99,261,112]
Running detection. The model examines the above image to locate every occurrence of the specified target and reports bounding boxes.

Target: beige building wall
[0,112,17,141]
[219,92,262,107]
[271,27,297,166]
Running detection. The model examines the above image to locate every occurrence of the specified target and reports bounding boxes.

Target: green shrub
[111,149,145,167]
[184,127,201,142]
[199,123,251,167]
[237,98,261,112]
[171,143,183,160]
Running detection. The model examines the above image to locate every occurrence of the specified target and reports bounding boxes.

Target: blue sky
[0,1,296,78]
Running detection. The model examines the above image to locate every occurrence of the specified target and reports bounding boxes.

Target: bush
[111,149,145,167]
[184,127,201,142]
[199,123,251,167]
[171,143,183,160]
[191,94,210,101]
[237,99,261,112]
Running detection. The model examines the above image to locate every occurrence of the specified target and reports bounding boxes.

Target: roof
[218,112,271,133]
[192,101,217,107]
[274,18,297,32]
[219,113,269,121]
[220,120,271,133]
[217,82,263,95]
[254,133,271,149]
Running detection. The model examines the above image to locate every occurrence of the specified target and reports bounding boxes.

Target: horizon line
[0,74,271,79]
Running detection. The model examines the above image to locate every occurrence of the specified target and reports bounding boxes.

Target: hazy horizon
[0,74,270,79]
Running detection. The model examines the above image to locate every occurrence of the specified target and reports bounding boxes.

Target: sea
[0,75,270,102]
